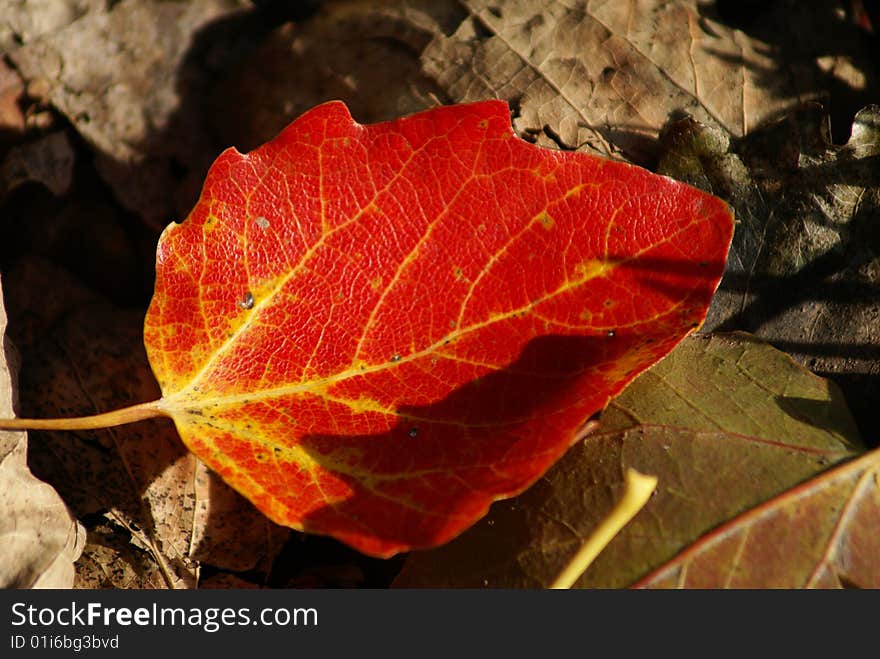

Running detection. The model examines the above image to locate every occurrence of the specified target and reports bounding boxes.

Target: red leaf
[143,100,733,557]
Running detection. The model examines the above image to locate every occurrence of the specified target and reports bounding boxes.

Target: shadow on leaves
[296,329,679,553]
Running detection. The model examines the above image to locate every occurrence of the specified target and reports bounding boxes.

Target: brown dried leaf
[1,130,75,198]
[0,0,105,52]
[74,523,168,590]
[199,573,260,589]
[7,0,251,227]
[210,0,452,151]
[660,104,880,435]
[0,272,84,588]
[420,0,869,163]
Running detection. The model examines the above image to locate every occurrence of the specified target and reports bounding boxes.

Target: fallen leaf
[394,333,861,587]
[210,1,450,152]
[1,130,75,199]
[3,258,288,588]
[659,104,880,436]
[74,523,169,589]
[143,100,733,557]
[419,0,868,163]
[7,0,254,227]
[635,446,880,588]
[0,0,105,51]
[549,467,657,589]
[0,272,84,588]
[0,166,148,305]
[202,0,873,169]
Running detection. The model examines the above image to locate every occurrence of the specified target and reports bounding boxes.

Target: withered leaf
[660,104,880,436]
[0,272,84,588]
[420,0,859,163]
[636,446,880,588]
[7,0,252,227]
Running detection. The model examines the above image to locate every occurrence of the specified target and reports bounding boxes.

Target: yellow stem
[0,400,166,431]
[549,468,658,589]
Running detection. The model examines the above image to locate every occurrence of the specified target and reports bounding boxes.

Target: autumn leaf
[634,446,880,588]
[0,100,733,557]
[394,333,861,587]
[7,0,248,227]
[419,0,856,162]
[659,104,880,434]
[140,100,731,557]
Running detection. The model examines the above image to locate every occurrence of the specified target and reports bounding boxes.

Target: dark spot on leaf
[408,427,419,438]
[238,292,255,310]
[524,14,543,30]
[607,329,616,337]
[390,354,401,362]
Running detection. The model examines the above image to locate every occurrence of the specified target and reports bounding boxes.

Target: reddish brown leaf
[635,447,880,588]
[142,100,733,557]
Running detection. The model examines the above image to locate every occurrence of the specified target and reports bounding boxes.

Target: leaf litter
[0,271,84,588]
[0,0,877,587]
[3,258,288,588]
[395,334,864,587]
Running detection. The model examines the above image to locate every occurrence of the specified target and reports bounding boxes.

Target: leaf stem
[549,468,658,589]
[0,400,166,431]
